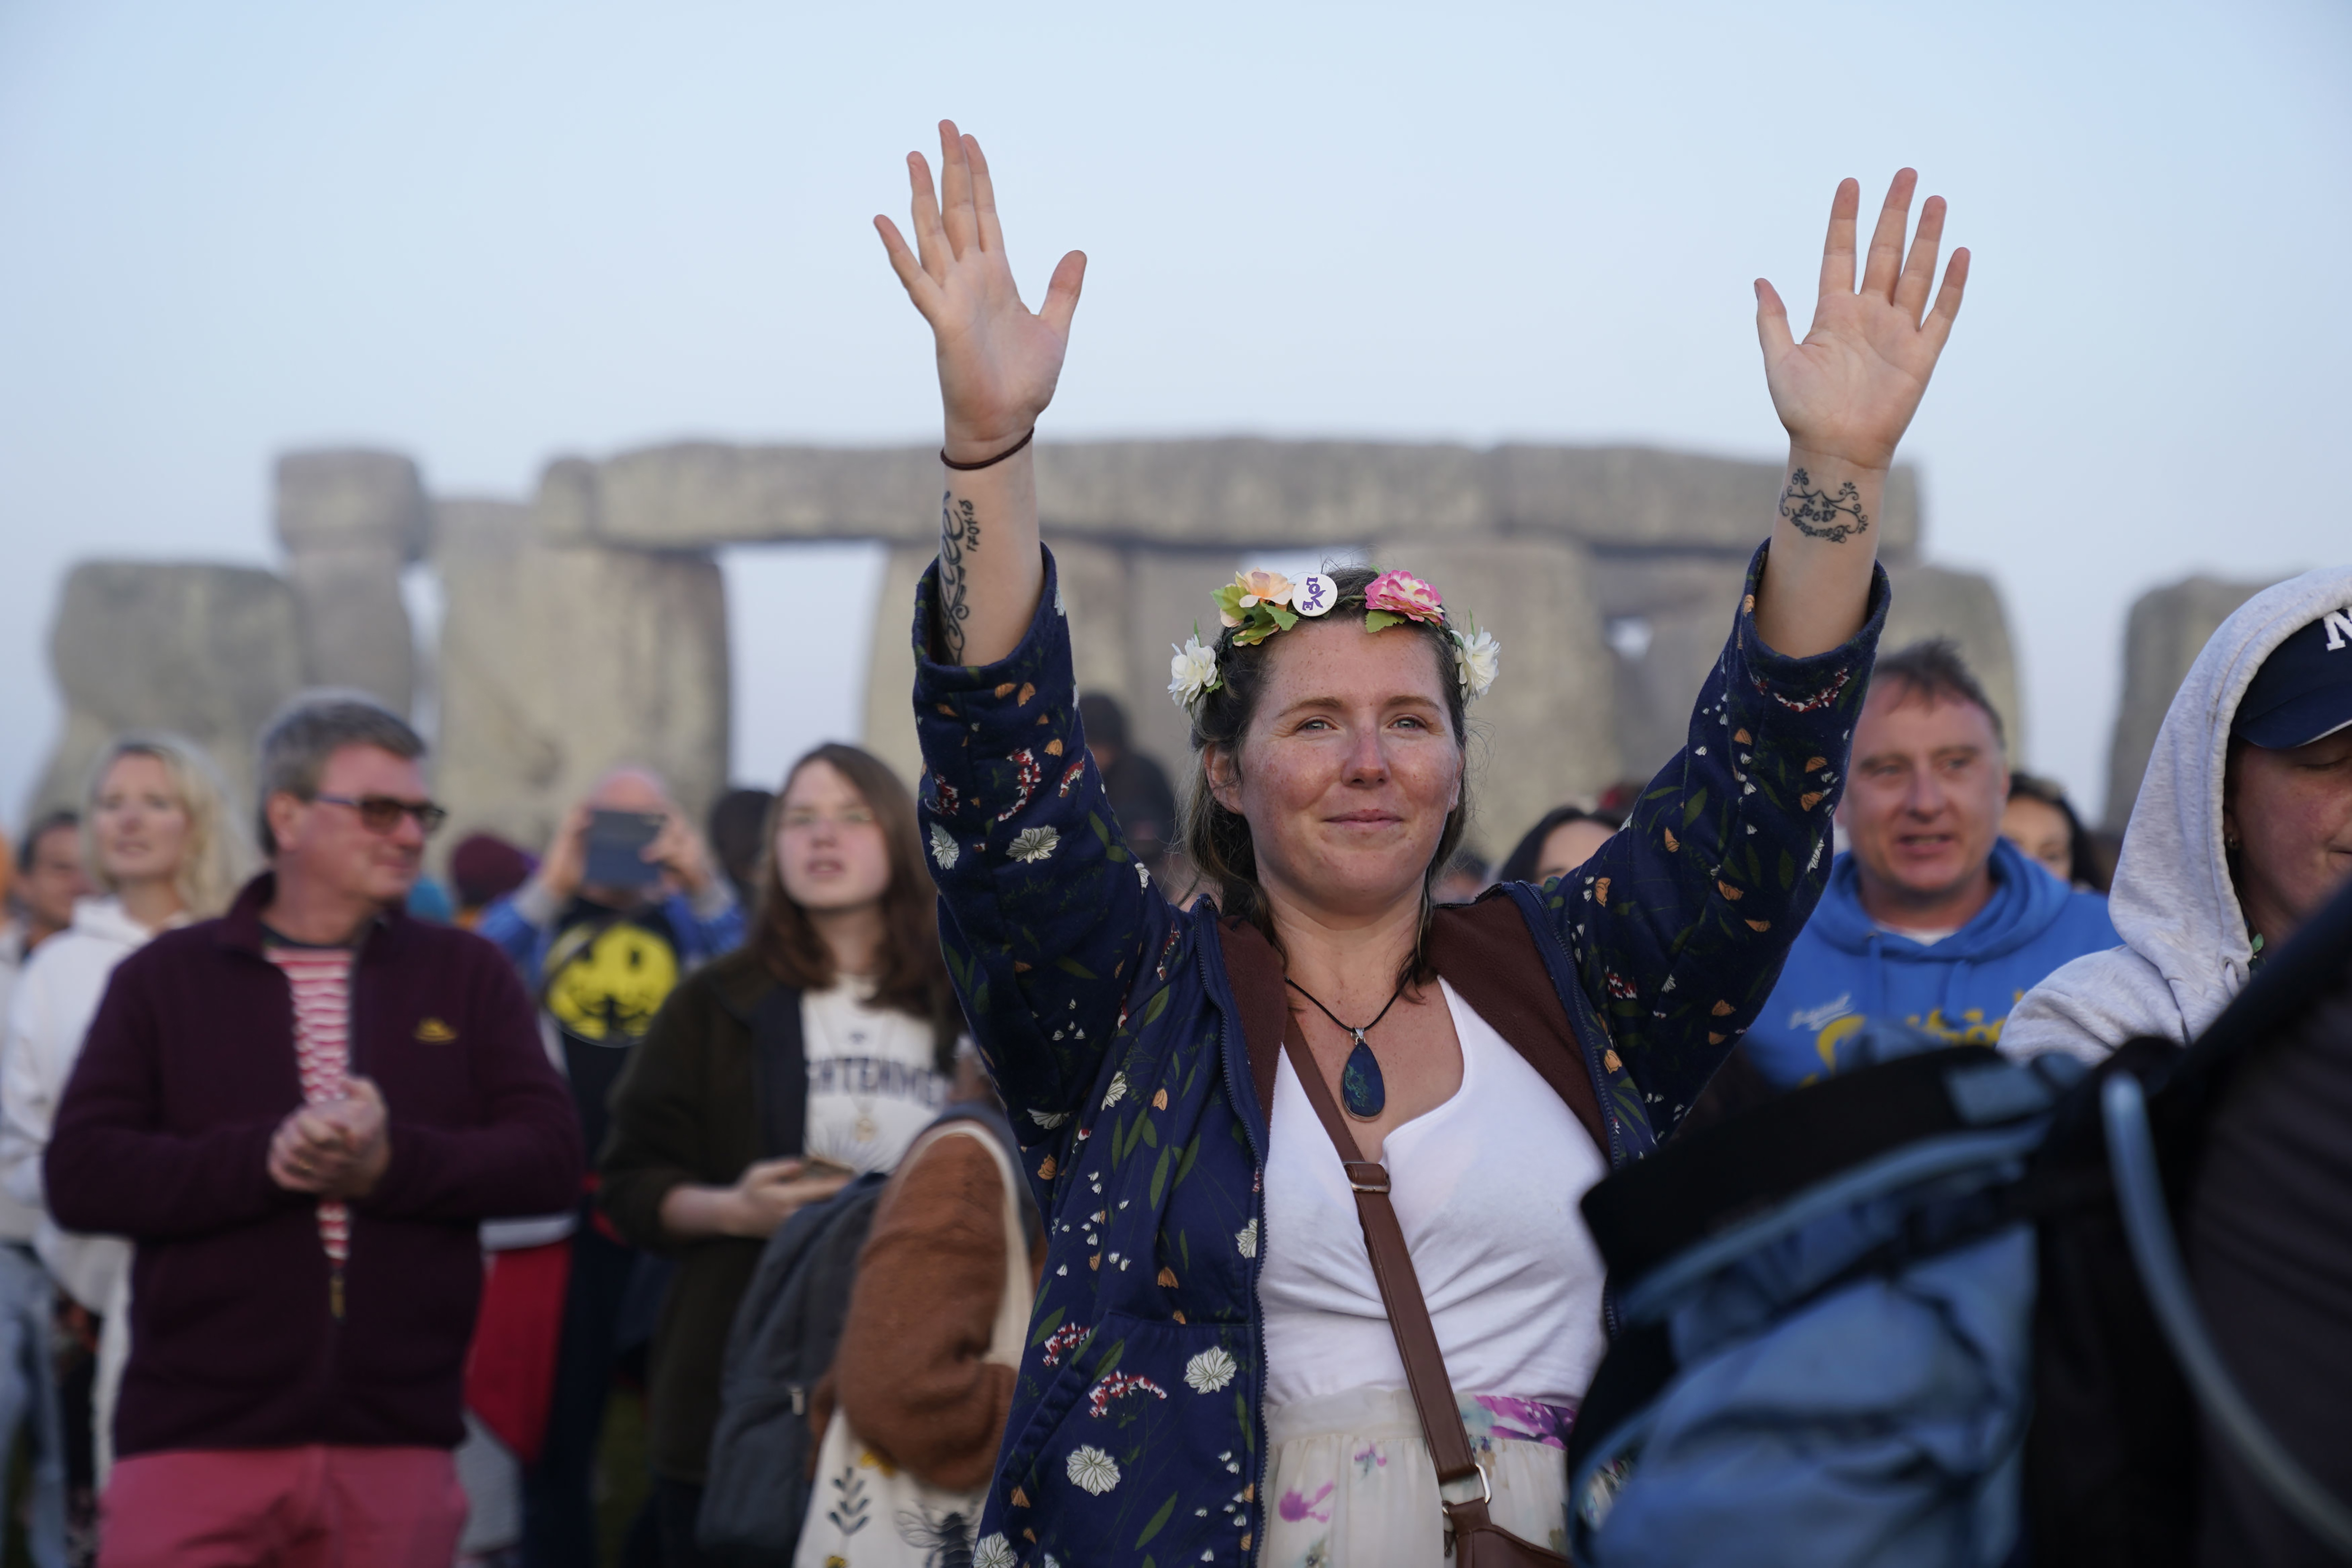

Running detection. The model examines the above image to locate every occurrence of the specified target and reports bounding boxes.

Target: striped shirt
[265,942,355,1267]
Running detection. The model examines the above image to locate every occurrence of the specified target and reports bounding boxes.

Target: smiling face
[1838,684,2010,916]
[2224,729,2352,946]
[774,758,892,916]
[92,751,192,893]
[1207,617,1463,924]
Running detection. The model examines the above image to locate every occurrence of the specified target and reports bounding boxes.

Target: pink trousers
[99,1445,467,1568]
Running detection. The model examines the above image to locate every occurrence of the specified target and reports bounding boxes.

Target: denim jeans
[0,1243,67,1568]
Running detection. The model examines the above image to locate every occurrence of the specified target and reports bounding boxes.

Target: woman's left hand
[1757,169,1968,476]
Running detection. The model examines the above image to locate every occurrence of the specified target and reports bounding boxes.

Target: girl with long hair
[601,742,965,1565]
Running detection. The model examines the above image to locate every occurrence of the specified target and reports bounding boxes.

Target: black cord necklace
[1286,976,1408,1121]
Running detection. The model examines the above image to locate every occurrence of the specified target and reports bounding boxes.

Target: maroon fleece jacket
[45,874,582,1457]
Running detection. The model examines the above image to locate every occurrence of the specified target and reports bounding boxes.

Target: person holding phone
[599,744,965,1566]
[474,766,743,1568]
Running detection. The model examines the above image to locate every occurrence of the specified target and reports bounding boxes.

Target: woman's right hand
[725,1157,853,1238]
[875,120,1086,460]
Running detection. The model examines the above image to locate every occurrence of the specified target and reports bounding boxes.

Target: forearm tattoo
[1778,468,1870,543]
[938,491,980,659]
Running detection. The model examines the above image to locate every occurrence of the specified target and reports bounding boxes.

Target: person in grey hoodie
[2003,566,2352,1062]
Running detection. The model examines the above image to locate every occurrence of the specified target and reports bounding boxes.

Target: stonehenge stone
[32,562,305,821]
[2102,574,2280,830]
[432,498,730,863]
[859,544,941,789]
[274,449,431,715]
[32,436,1995,893]
[1403,536,1620,853]
[1584,552,1757,783]
[1489,446,1920,557]
[532,438,1919,557]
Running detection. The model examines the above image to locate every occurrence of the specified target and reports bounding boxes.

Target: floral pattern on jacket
[914,544,1885,1567]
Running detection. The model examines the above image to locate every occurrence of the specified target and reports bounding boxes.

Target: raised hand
[877,120,1086,460]
[1757,170,1968,477]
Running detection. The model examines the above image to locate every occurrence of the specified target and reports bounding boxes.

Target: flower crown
[1167,568,1501,713]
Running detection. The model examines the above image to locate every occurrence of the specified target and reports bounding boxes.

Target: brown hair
[750,743,961,1070]
[1176,563,1471,983]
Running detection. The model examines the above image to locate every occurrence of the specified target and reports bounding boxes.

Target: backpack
[1564,882,2352,1567]
[697,1173,890,1566]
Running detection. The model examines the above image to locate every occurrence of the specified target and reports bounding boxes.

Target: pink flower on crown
[1365,571,1445,625]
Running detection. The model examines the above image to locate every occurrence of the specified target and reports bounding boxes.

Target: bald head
[590,767,672,813]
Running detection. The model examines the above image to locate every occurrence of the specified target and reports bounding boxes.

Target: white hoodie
[2003,565,2352,1062]
[0,895,172,1312]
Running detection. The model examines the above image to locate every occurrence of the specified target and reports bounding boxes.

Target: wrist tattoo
[938,491,980,659]
[1779,468,1870,543]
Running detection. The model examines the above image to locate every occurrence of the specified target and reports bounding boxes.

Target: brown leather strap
[1279,1015,1483,1488]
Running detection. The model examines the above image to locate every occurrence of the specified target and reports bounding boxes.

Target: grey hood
[2003,565,2352,1062]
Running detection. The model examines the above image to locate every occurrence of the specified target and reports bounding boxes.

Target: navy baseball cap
[2232,603,2352,749]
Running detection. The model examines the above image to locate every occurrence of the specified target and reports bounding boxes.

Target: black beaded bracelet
[940,428,1035,471]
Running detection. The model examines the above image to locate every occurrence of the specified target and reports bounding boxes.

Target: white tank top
[1260,979,1610,1413]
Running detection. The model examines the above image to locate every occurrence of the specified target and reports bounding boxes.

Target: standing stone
[433,497,729,863]
[275,449,430,716]
[860,537,1147,797]
[1404,537,1621,858]
[1586,553,1758,785]
[859,545,938,790]
[32,562,304,821]
[2102,575,2278,830]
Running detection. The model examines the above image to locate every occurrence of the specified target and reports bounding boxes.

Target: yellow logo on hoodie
[414,1018,458,1043]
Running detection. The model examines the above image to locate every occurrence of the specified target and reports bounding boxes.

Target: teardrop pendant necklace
[1285,975,1409,1121]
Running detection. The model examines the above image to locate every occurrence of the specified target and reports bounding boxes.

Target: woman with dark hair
[879,124,1960,1564]
[599,742,964,1564]
[1494,805,1624,890]
[2002,773,2109,893]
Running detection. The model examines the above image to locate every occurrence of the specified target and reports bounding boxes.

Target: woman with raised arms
[878,123,1964,1568]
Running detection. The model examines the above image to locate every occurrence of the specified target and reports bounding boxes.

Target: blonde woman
[0,733,246,1530]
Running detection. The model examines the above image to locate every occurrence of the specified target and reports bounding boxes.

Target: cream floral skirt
[1259,1387,1575,1567]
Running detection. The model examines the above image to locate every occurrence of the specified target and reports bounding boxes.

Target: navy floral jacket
[913,544,1886,1568]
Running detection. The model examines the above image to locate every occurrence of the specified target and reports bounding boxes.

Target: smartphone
[583,810,666,891]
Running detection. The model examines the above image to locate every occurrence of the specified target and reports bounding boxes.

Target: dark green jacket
[600,947,791,1483]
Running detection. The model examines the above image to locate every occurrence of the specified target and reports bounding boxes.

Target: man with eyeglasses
[43,693,581,1566]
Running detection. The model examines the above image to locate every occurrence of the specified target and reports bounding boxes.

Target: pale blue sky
[3,0,2347,823]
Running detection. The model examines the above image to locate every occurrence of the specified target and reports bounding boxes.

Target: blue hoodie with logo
[1744,836,2120,1089]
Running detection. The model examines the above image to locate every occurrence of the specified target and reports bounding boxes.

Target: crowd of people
[0,122,2342,1568]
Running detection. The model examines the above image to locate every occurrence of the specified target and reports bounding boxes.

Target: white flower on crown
[1168,633,1222,711]
[1453,625,1502,701]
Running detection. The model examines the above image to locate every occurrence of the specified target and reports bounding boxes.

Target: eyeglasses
[313,793,450,836]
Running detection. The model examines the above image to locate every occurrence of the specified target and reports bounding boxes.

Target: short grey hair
[255,691,426,853]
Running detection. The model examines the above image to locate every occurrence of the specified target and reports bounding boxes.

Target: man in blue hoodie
[1744,639,2119,1089]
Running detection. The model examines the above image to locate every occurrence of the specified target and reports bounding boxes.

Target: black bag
[2026,877,2352,1563]
[1564,880,2352,1566]
[695,1173,889,1565]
